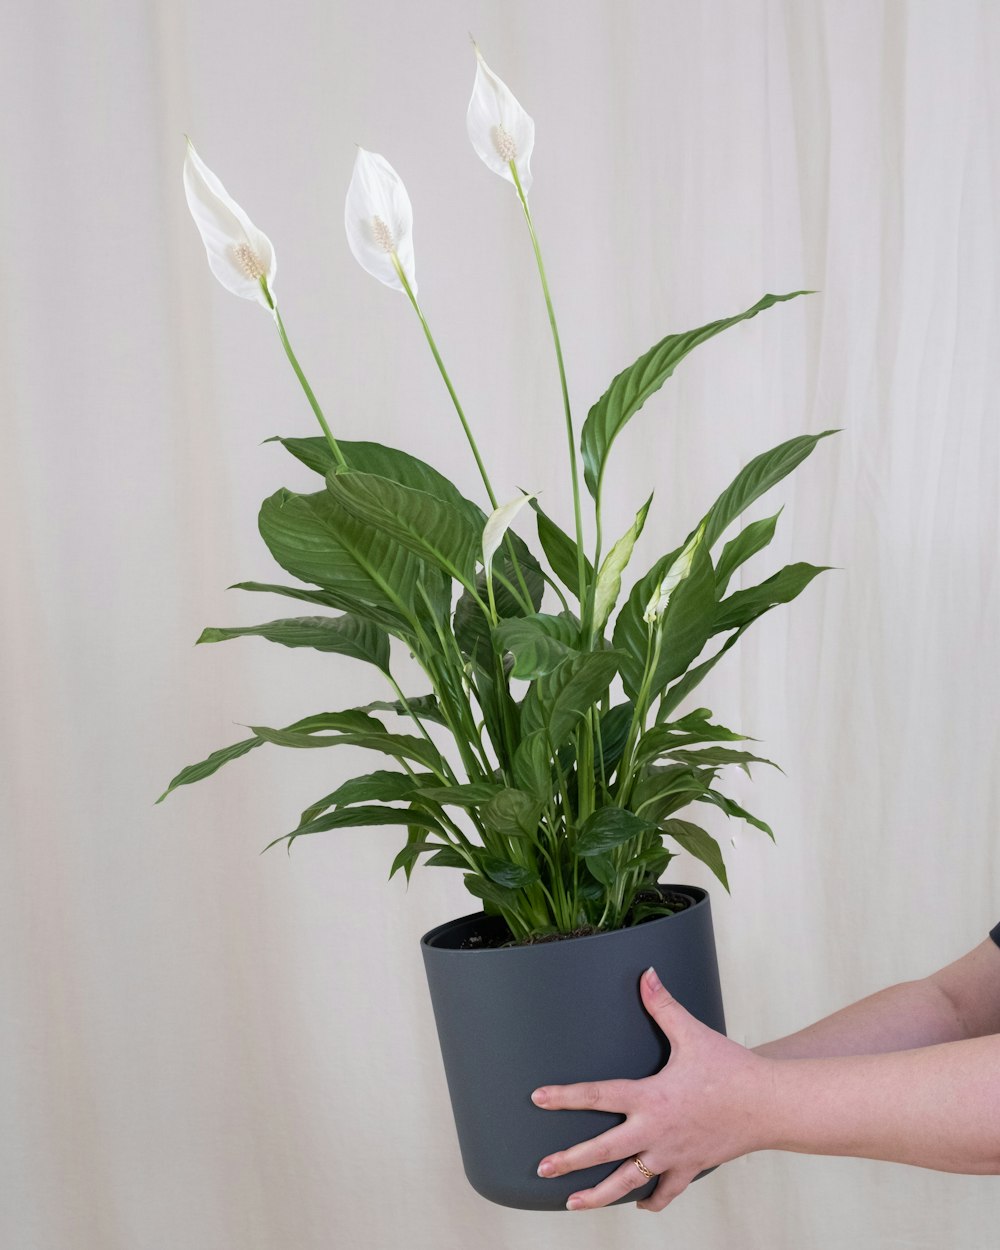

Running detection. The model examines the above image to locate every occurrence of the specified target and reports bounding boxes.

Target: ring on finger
[632,1155,654,1180]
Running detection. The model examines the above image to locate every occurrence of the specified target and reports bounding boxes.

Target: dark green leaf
[481,789,544,839]
[532,501,594,601]
[658,623,753,720]
[298,770,430,825]
[581,292,812,498]
[249,721,443,771]
[454,547,545,664]
[196,614,391,671]
[664,747,782,775]
[263,804,441,854]
[701,430,839,549]
[325,469,482,588]
[596,702,635,781]
[660,818,730,891]
[632,765,713,821]
[477,854,540,889]
[696,788,775,840]
[614,542,718,699]
[358,694,448,727]
[228,581,357,612]
[462,873,521,911]
[577,807,657,856]
[584,852,618,888]
[520,650,622,749]
[493,612,580,679]
[715,510,782,593]
[713,563,831,633]
[511,731,554,801]
[157,736,262,803]
[415,782,505,808]
[425,846,472,869]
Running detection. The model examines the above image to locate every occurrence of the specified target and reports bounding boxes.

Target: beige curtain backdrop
[2,0,998,1246]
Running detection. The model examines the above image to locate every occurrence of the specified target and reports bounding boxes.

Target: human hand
[531,966,771,1211]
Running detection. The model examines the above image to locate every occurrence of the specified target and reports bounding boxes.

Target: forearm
[753,977,965,1059]
[757,1034,1000,1174]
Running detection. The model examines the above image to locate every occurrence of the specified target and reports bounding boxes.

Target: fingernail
[537,1161,554,1177]
[644,965,662,992]
[566,1198,584,1211]
[531,1088,547,1105]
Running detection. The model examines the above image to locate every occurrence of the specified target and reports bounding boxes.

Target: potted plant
[161,46,836,1212]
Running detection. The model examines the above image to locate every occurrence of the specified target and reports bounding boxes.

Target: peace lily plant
[164,46,836,944]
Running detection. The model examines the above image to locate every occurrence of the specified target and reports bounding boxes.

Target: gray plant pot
[420,885,726,1210]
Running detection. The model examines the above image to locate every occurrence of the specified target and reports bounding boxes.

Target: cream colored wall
[2,0,999,1246]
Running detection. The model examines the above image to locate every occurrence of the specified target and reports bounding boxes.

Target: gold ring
[632,1155,654,1180]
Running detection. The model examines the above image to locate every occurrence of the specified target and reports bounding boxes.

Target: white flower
[483,492,537,576]
[344,148,417,294]
[183,138,277,310]
[643,524,706,625]
[466,42,535,194]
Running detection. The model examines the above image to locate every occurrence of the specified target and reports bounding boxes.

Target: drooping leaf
[249,718,443,771]
[358,694,449,727]
[659,818,730,891]
[520,650,622,749]
[532,501,593,600]
[695,788,775,840]
[264,804,442,854]
[196,614,391,671]
[631,765,713,821]
[663,746,782,775]
[297,770,432,826]
[700,430,839,549]
[156,736,262,803]
[229,580,360,613]
[712,563,831,634]
[581,292,812,498]
[425,846,472,869]
[576,807,658,856]
[415,782,506,808]
[325,469,482,589]
[592,495,653,634]
[715,510,782,593]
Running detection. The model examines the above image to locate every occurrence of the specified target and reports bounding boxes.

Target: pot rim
[420,883,709,955]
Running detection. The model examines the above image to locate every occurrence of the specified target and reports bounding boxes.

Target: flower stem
[390,255,498,509]
[508,164,589,619]
[264,286,347,468]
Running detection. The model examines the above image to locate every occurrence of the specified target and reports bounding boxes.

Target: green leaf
[297,770,431,825]
[462,873,521,912]
[415,782,506,808]
[532,500,594,600]
[268,436,486,529]
[425,846,472,869]
[696,788,775,840]
[659,819,730,891]
[715,510,782,593]
[228,581,357,612]
[658,623,753,720]
[520,650,622,749]
[454,545,545,663]
[581,292,812,498]
[258,486,442,630]
[358,694,449,727]
[481,789,544,839]
[592,495,653,633]
[196,614,391,671]
[649,709,753,749]
[157,736,262,803]
[664,746,782,776]
[632,765,713,821]
[493,612,580,679]
[700,430,839,549]
[264,803,442,855]
[614,541,718,699]
[583,853,618,889]
[249,720,443,771]
[713,563,831,633]
[511,731,554,801]
[596,702,635,781]
[477,854,540,889]
[325,469,482,589]
[577,807,657,856]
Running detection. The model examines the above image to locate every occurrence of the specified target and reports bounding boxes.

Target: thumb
[640,966,692,1039]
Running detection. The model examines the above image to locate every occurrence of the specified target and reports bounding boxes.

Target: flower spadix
[643,523,706,625]
[467,42,535,193]
[345,148,417,294]
[183,139,277,310]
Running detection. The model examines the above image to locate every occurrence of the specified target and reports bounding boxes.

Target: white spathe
[344,148,417,294]
[466,43,535,193]
[483,492,537,575]
[182,139,277,310]
[643,524,705,625]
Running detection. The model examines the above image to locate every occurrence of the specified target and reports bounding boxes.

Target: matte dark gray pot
[420,885,726,1211]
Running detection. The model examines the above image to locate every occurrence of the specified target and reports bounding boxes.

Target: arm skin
[531,940,1000,1212]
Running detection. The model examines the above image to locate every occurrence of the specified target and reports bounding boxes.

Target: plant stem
[390,255,498,508]
[264,288,347,469]
[508,164,589,620]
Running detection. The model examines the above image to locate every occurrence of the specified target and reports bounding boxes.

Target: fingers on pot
[537,1123,639,1178]
[636,1169,695,1213]
[565,1156,660,1210]
[531,1076,635,1112]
